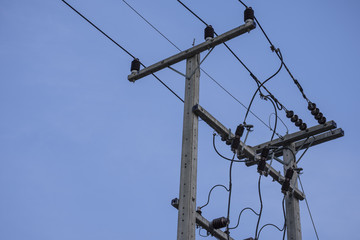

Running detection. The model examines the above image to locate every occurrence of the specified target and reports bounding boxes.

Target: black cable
[296,136,315,164]
[225,154,235,240]
[229,207,259,230]
[257,196,286,239]
[254,175,263,239]
[61,0,184,103]
[199,184,229,209]
[263,95,278,141]
[282,195,287,240]
[243,51,284,124]
[236,0,311,103]
[298,175,320,240]
[275,146,296,163]
[123,0,277,133]
[213,134,246,162]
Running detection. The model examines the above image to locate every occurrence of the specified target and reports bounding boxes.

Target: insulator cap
[286,110,294,118]
[130,58,140,73]
[300,123,307,131]
[295,119,303,127]
[257,160,266,173]
[211,217,229,229]
[291,115,299,123]
[285,168,294,179]
[261,146,270,160]
[311,108,320,116]
[281,180,290,193]
[318,116,326,124]
[204,25,214,41]
[308,102,316,111]
[315,112,323,120]
[235,124,245,137]
[244,7,254,22]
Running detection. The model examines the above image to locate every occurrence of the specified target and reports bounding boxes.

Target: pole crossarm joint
[171,198,235,240]
[192,104,305,200]
[238,120,340,160]
[128,20,256,82]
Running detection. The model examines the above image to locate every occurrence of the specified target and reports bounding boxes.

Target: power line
[298,175,320,240]
[60,0,184,103]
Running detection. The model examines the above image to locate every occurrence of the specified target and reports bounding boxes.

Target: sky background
[1,0,359,239]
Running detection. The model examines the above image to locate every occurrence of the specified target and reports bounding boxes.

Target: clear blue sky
[1,0,359,239]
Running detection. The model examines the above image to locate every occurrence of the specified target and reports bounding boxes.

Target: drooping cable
[61,0,184,103]
[254,175,263,239]
[298,175,320,240]
[225,154,236,240]
[229,207,259,230]
[213,134,246,162]
[257,196,286,239]
[296,136,315,164]
[199,184,229,209]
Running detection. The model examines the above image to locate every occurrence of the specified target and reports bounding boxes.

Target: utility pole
[177,54,200,240]
[283,144,302,240]
[127,12,344,240]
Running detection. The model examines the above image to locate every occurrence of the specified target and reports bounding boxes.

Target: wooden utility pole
[177,54,200,240]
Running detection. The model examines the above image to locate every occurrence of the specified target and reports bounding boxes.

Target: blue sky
[0,0,359,239]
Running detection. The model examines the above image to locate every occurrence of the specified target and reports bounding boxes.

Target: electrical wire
[229,207,259,230]
[61,0,184,103]
[213,134,246,162]
[177,0,288,138]
[199,184,229,209]
[236,0,311,103]
[298,175,320,240]
[254,175,263,239]
[296,136,315,164]
[263,95,278,141]
[243,50,284,124]
[257,196,286,239]
[269,113,289,136]
[225,154,236,240]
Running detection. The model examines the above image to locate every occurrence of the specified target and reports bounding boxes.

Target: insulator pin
[311,108,320,116]
[204,25,214,41]
[244,7,254,23]
[315,112,323,120]
[308,102,316,111]
[295,119,303,127]
[300,123,307,131]
[130,58,140,74]
[291,115,298,123]
[286,110,294,118]
[318,116,326,124]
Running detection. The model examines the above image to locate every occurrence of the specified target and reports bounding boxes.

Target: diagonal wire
[61,0,184,102]
[298,175,320,240]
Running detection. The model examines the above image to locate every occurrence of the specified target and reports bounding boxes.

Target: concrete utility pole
[177,54,200,240]
[283,144,302,240]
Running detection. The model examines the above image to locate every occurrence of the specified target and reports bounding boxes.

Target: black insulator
[281,180,290,193]
[318,116,326,124]
[286,110,294,118]
[221,136,226,142]
[204,25,214,41]
[291,115,299,123]
[285,168,294,179]
[235,124,245,137]
[261,146,270,160]
[257,159,266,173]
[244,7,254,22]
[295,119,303,127]
[226,139,232,146]
[308,102,316,111]
[211,217,229,229]
[315,112,323,120]
[130,58,140,73]
[231,138,240,151]
[311,108,320,116]
[300,123,307,131]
